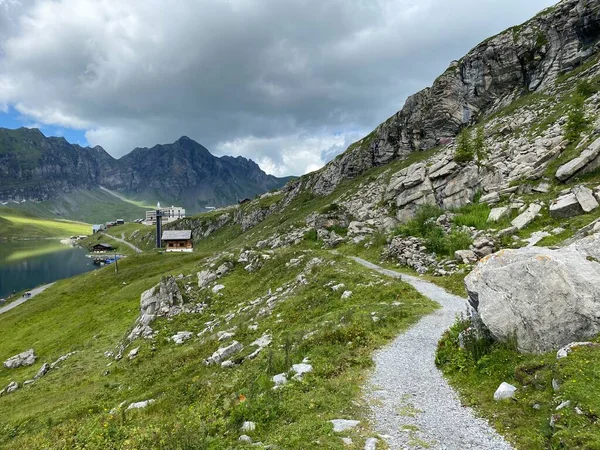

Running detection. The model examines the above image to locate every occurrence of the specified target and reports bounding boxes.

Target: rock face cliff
[307,0,600,196]
[0,130,290,211]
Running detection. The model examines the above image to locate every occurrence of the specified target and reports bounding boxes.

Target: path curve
[101,232,143,253]
[0,283,55,315]
[351,257,513,450]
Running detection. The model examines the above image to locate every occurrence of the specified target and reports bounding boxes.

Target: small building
[92,224,105,234]
[90,243,114,253]
[162,230,193,253]
[116,219,125,225]
[238,198,251,205]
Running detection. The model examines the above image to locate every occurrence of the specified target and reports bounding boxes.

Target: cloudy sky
[0,0,556,176]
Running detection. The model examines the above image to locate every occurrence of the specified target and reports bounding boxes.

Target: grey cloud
[0,0,557,175]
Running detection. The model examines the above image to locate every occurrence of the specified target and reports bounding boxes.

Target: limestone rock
[494,382,517,400]
[171,331,193,345]
[466,245,600,353]
[34,363,50,380]
[197,270,217,288]
[455,250,478,264]
[330,419,360,433]
[511,203,541,230]
[557,342,600,359]
[291,363,313,380]
[205,341,243,366]
[127,399,155,410]
[573,185,599,213]
[4,349,36,369]
[488,206,510,222]
[365,438,379,450]
[0,381,19,395]
[128,276,184,341]
[556,137,600,181]
[550,193,583,218]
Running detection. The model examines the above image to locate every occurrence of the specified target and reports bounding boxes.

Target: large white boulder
[4,349,36,369]
[465,241,600,353]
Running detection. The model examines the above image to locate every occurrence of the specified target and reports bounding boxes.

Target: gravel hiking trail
[351,257,513,450]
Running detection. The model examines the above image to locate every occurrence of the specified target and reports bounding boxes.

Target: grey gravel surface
[351,257,514,450]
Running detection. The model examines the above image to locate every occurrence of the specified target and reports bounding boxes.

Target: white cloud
[0,0,557,175]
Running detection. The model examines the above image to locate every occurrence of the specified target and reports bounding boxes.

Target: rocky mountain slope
[0,129,291,213]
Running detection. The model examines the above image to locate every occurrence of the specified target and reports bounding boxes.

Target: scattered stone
[241,421,256,432]
[488,207,510,222]
[127,399,155,410]
[23,380,35,386]
[341,291,353,299]
[556,137,600,181]
[0,381,19,396]
[341,437,353,446]
[480,192,500,205]
[364,437,378,450]
[573,185,600,213]
[239,435,253,443]
[171,332,193,345]
[552,379,561,392]
[533,182,551,193]
[50,351,78,369]
[556,401,571,410]
[34,363,50,380]
[557,342,600,359]
[331,283,346,292]
[494,382,517,401]
[205,341,243,366]
[550,193,584,218]
[455,250,478,264]
[291,363,313,380]
[212,284,225,294]
[128,347,140,360]
[511,203,542,230]
[330,419,360,433]
[197,270,217,288]
[4,349,36,369]
[272,373,288,388]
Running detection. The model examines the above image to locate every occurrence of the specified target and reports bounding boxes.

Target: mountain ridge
[0,127,293,214]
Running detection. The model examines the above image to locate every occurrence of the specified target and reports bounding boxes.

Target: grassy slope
[0,239,437,449]
[12,188,148,224]
[437,320,600,449]
[0,207,90,239]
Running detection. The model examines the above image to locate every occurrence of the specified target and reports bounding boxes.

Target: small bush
[576,79,598,98]
[304,229,318,241]
[454,128,474,163]
[325,225,348,236]
[565,94,591,143]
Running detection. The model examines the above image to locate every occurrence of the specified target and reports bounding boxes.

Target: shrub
[454,128,474,163]
[565,94,591,143]
[576,79,598,98]
[304,229,318,241]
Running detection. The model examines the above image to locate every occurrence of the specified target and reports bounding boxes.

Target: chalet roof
[92,243,114,249]
[162,230,192,241]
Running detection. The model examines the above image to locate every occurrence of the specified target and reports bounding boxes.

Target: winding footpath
[0,283,55,315]
[351,257,513,450]
[101,232,143,253]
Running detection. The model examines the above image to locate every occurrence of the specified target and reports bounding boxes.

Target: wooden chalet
[162,230,193,253]
[90,243,114,253]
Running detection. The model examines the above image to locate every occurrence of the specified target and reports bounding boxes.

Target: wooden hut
[162,230,193,253]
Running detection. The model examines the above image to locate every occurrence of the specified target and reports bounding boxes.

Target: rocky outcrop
[3,349,36,369]
[307,0,600,196]
[128,277,185,341]
[465,233,600,353]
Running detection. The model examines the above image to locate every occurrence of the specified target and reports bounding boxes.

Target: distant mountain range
[0,128,294,218]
